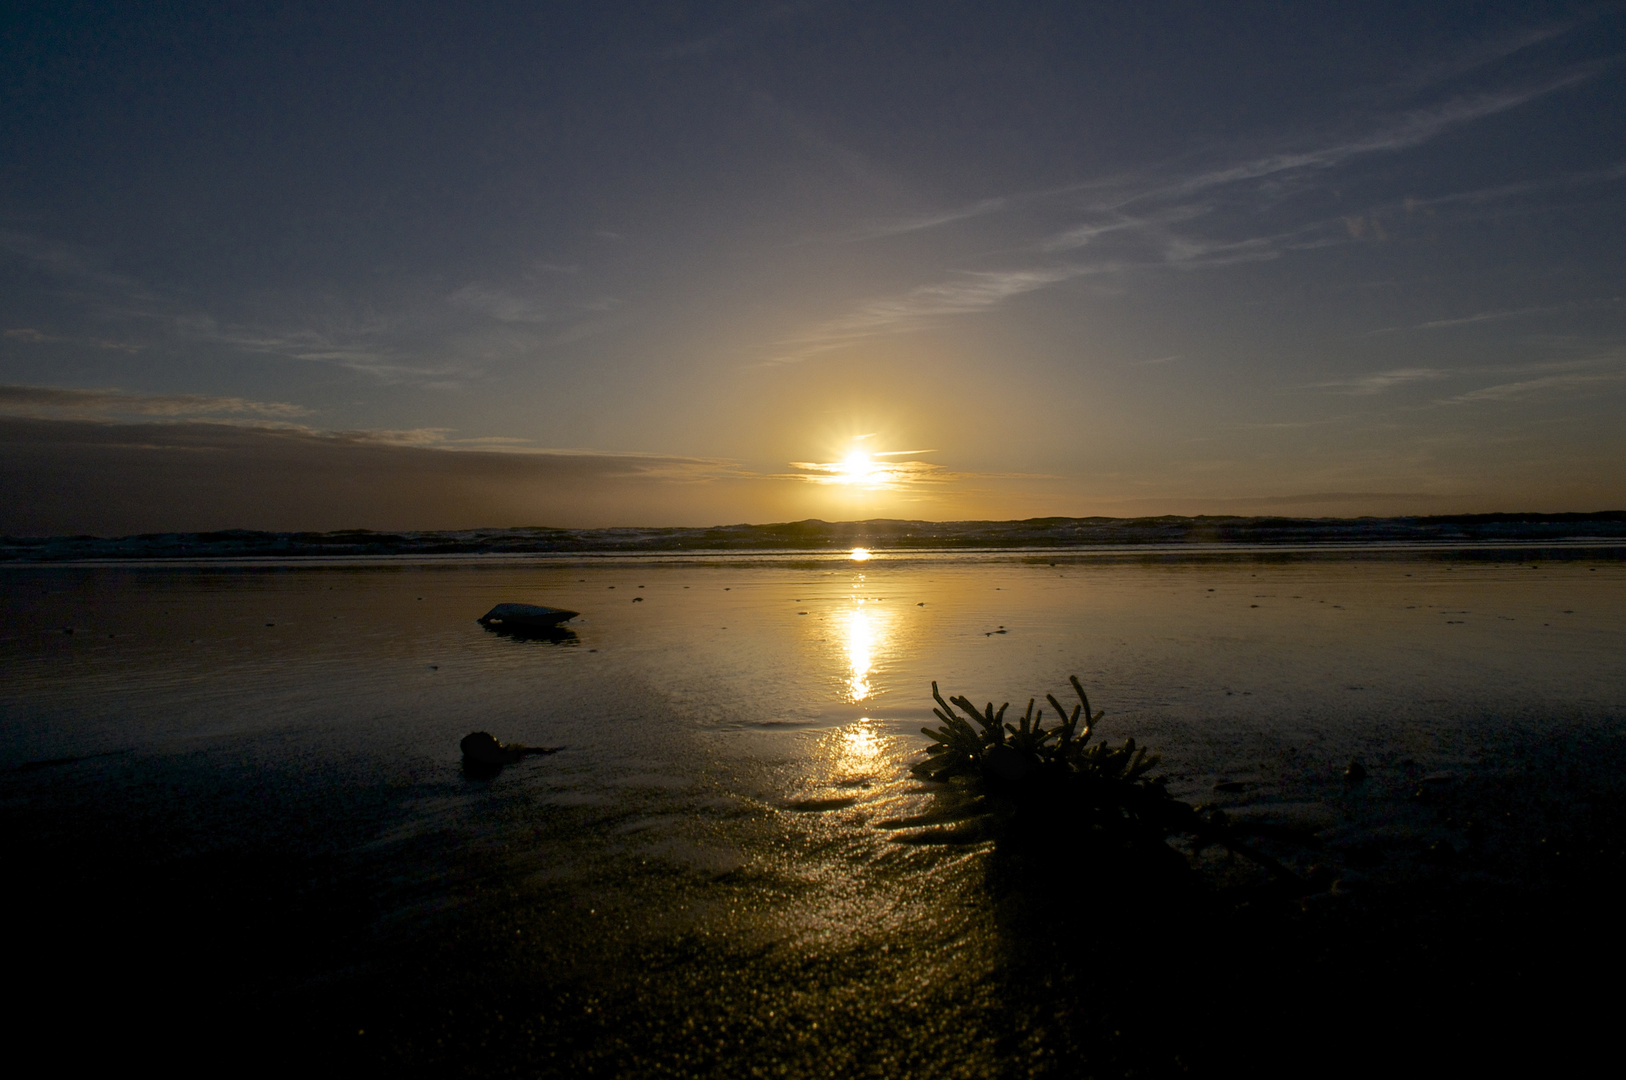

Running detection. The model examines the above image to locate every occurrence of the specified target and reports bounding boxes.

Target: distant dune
[4,512,1625,561]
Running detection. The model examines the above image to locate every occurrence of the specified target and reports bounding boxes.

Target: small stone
[1331,873,1366,895]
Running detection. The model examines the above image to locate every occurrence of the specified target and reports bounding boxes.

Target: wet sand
[3,552,1624,1075]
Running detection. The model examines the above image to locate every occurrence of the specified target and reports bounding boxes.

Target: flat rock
[476,603,580,629]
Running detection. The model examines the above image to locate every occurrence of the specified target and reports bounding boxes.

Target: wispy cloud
[448,284,551,324]
[1402,161,1626,213]
[1442,371,1626,404]
[1415,306,1568,330]
[1311,368,1458,395]
[1151,72,1602,205]
[826,198,1008,243]
[1364,297,1624,335]
[4,327,143,352]
[770,266,1090,361]
[176,317,464,383]
[778,54,1607,362]
[1039,207,1200,252]
[0,415,765,533]
[0,384,310,420]
[783,457,952,489]
[1354,16,1590,104]
[0,228,471,385]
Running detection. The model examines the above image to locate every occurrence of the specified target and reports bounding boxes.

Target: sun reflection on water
[840,721,882,765]
[843,602,887,702]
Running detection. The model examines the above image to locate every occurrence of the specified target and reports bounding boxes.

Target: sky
[3,1,1625,534]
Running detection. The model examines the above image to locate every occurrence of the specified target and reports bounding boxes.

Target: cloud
[1312,368,1457,395]
[173,318,460,382]
[1356,17,1588,104]
[777,57,1604,362]
[4,327,145,352]
[828,198,1008,243]
[0,384,311,420]
[1153,72,1600,204]
[0,229,465,384]
[1442,372,1626,404]
[784,457,953,491]
[1401,161,1626,213]
[771,265,1090,360]
[1364,297,1624,335]
[448,284,552,324]
[1039,206,1205,252]
[0,416,760,534]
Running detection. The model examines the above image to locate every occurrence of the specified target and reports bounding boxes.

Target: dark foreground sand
[8,724,1624,1078]
[3,555,1622,1076]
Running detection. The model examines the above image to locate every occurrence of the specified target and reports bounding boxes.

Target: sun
[836,450,879,486]
[788,436,937,493]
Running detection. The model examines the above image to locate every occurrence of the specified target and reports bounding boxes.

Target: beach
[4,550,1624,1075]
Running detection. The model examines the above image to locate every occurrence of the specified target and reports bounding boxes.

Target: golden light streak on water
[839,719,882,766]
[841,598,896,703]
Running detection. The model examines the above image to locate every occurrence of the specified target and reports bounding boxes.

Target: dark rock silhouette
[476,603,579,629]
[459,732,562,777]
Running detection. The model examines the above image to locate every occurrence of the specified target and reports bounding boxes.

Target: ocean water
[3,551,1624,1073]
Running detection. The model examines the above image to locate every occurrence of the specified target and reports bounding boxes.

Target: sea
[3,546,1624,1075]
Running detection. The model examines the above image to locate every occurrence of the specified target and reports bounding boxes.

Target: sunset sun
[835,449,878,486]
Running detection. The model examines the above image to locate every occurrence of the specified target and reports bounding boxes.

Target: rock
[460,731,562,768]
[1213,780,1250,793]
[477,603,580,629]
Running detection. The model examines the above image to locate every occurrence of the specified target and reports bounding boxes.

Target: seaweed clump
[910,676,1282,879]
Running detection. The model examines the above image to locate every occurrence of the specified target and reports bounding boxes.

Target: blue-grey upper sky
[3,1,1624,531]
